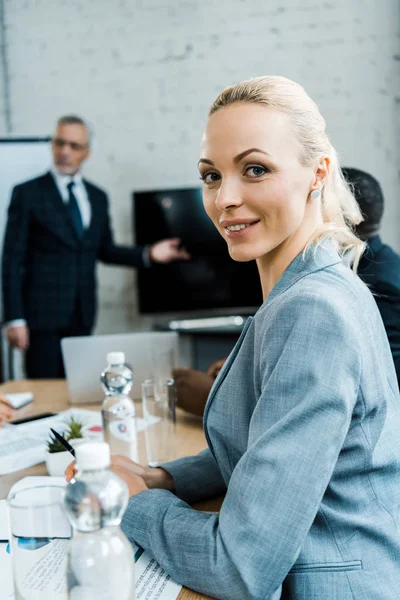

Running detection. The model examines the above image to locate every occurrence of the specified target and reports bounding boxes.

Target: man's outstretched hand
[149,238,190,263]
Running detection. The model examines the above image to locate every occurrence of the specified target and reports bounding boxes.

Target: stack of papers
[1,541,182,599]
[1,476,182,599]
[0,409,103,476]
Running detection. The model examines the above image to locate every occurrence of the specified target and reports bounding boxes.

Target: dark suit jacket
[2,171,145,331]
[358,235,400,384]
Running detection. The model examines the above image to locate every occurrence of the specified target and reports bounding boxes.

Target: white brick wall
[1,0,399,333]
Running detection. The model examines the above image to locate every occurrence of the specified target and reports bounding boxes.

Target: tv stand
[167,315,246,333]
[154,314,250,371]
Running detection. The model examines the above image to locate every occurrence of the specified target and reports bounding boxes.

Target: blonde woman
[67,77,400,599]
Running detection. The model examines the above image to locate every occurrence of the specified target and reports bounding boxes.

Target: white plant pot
[45,438,87,477]
[45,450,74,477]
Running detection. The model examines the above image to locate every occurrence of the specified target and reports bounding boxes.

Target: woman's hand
[65,455,175,497]
[0,395,16,426]
[110,462,148,497]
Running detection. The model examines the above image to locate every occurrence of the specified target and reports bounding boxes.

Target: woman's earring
[310,189,321,201]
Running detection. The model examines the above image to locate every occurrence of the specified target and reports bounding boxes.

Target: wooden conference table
[0,379,219,600]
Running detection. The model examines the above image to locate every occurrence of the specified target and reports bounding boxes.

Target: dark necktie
[67,181,84,238]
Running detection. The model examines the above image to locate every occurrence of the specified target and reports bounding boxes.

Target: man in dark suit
[2,115,189,378]
[343,167,400,385]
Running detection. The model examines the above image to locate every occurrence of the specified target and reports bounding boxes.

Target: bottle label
[109,418,137,444]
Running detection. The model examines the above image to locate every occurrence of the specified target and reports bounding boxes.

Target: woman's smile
[220,217,261,238]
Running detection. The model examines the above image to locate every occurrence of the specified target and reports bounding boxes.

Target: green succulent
[46,431,68,454]
[66,417,84,441]
[46,416,85,454]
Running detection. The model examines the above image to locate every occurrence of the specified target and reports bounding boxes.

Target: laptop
[61,331,179,404]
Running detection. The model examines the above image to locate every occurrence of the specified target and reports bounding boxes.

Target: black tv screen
[133,187,262,314]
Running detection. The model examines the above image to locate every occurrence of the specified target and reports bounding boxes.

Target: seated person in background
[343,167,400,384]
[0,395,15,426]
[173,358,225,416]
[176,167,400,416]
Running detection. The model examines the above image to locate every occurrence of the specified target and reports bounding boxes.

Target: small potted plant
[45,417,85,476]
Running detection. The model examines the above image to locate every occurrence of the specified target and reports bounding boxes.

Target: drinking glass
[149,345,176,383]
[141,378,177,467]
[7,485,72,600]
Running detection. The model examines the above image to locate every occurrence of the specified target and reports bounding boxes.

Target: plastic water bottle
[64,442,135,600]
[101,352,138,461]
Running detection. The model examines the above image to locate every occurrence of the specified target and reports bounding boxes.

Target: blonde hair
[209,76,365,270]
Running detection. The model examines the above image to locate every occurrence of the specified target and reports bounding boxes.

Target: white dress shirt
[51,167,91,228]
[6,168,92,330]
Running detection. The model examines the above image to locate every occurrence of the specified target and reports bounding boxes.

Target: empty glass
[7,484,72,599]
[141,378,177,467]
[149,343,177,382]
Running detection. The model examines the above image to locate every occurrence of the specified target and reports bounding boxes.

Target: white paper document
[0,409,103,476]
[134,545,182,599]
[8,537,69,599]
[1,542,181,599]
[1,477,181,599]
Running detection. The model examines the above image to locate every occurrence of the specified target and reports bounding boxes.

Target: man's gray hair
[56,115,93,145]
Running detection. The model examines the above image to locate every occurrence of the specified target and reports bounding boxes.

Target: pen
[50,428,76,458]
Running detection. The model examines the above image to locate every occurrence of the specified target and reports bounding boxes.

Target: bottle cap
[75,442,111,470]
[107,351,125,365]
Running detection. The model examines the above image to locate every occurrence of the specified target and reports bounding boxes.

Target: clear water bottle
[101,352,138,461]
[64,442,135,600]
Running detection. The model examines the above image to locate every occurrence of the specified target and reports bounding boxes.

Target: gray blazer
[122,241,400,600]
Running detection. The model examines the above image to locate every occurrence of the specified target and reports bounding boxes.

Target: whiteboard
[0,138,52,323]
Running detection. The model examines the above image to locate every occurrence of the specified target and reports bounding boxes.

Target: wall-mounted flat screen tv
[133,187,262,315]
